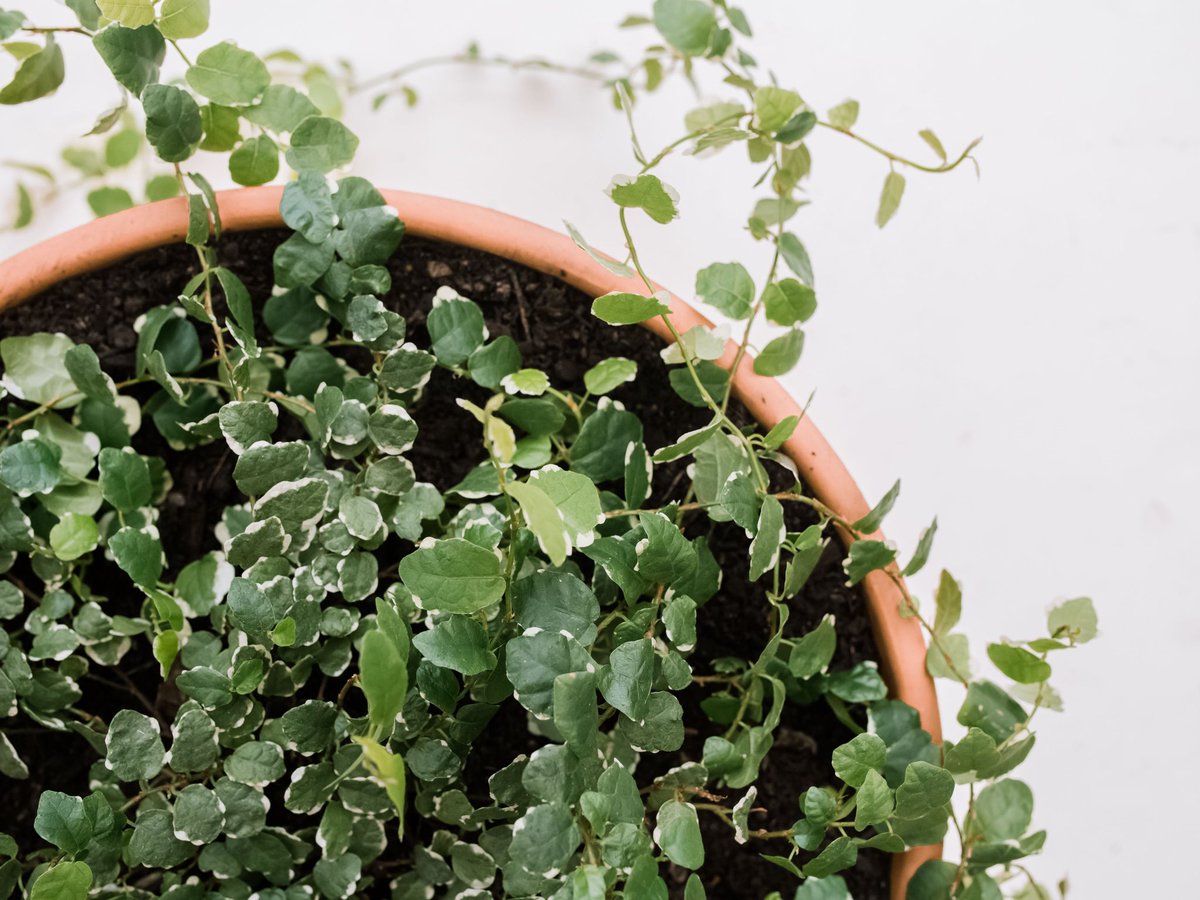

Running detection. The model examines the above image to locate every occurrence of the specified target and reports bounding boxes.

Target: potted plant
[0,3,1096,899]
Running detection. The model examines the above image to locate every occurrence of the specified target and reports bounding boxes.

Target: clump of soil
[0,229,888,898]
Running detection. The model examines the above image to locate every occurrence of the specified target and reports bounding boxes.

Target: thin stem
[779,491,972,685]
[20,26,90,35]
[818,122,981,174]
[169,39,194,68]
[351,51,614,97]
[619,207,769,491]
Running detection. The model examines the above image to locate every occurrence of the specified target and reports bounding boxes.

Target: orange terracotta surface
[0,188,942,897]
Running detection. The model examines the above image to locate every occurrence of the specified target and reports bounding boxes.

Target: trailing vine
[0,3,1093,900]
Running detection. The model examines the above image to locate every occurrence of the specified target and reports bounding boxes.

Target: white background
[2,2,1198,896]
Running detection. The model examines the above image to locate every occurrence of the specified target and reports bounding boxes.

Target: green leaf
[802,836,858,878]
[751,197,803,228]
[0,36,64,105]
[844,539,896,584]
[902,518,938,576]
[832,733,886,788]
[854,769,893,827]
[607,173,679,224]
[336,205,405,267]
[232,440,309,496]
[105,709,165,781]
[931,569,962,636]
[753,86,802,132]
[692,432,752,522]
[13,181,33,228]
[186,40,269,105]
[926,632,971,681]
[762,278,817,326]
[695,262,754,319]
[468,336,522,390]
[508,480,568,566]
[987,643,1051,684]
[748,495,784,580]
[513,571,600,643]
[286,115,359,172]
[280,170,337,243]
[413,615,495,676]
[827,99,860,129]
[243,83,320,132]
[358,626,409,734]
[777,110,818,143]
[1,332,76,405]
[854,479,900,533]
[510,803,580,877]
[530,467,603,547]
[789,614,837,679]
[565,219,635,277]
[146,173,180,201]
[142,83,202,163]
[1047,596,1098,644]
[172,783,223,844]
[876,171,906,228]
[591,290,671,326]
[0,10,24,41]
[918,129,948,163]
[128,808,190,867]
[29,861,92,900]
[158,0,210,40]
[652,0,716,55]
[827,661,888,703]
[92,24,165,94]
[637,511,697,585]
[506,631,593,718]
[906,860,957,900]
[97,0,155,26]
[86,185,134,218]
[399,537,505,614]
[600,638,654,721]
[553,671,598,750]
[426,290,486,366]
[652,416,723,463]
[98,447,152,511]
[314,854,363,900]
[975,779,1033,841]
[957,680,1027,743]
[225,739,284,787]
[109,526,163,587]
[34,792,96,853]
[229,134,279,186]
[584,357,637,395]
[655,800,704,869]
[280,700,340,755]
[619,691,684,752]
[778,232,814,285]
[894,761,955,820]
[571,403,643,481]
[353,736,406,828]
[796,877,852,900]
[0,438,63,496]
[499,367,547,400]
[63,344,114,406]
[754,328,804,376]
[49,513,98,561]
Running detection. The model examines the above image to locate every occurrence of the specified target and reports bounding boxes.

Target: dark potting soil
[0,228,889,898]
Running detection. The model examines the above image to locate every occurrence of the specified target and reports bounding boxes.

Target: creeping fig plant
[0,3,1093,899]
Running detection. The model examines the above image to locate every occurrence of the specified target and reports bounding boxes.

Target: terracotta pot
[0,188,941,897]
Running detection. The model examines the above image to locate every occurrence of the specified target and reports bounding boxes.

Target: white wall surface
[2,2,1197,896]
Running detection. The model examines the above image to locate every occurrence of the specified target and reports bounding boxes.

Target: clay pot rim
[0,187,940,895]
